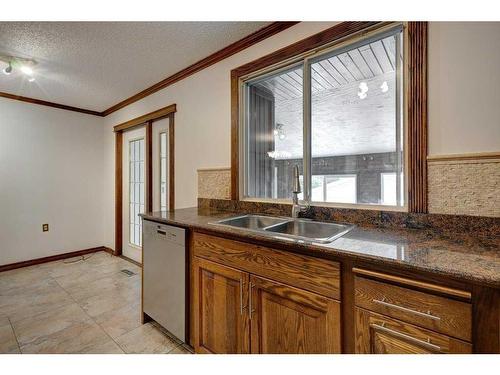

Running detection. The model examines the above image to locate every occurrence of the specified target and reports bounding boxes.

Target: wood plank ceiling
[255,35,397,100]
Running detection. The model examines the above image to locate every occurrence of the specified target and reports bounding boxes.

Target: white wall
[98,21,499,250]
[428,22,500,155]
[0,98,105,265]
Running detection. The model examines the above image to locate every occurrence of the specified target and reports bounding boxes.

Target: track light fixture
[3,62,12,75]
[0,54,37,81]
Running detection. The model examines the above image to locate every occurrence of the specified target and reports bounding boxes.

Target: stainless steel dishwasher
[143,219,186,342]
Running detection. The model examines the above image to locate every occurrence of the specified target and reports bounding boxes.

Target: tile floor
[0,251,191,354]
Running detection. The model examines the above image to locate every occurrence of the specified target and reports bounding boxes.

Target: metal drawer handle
[370,322,442,352]
[373,297,441,321]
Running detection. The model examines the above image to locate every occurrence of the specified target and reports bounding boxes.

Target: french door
[121,118,170,263]
[122,127,146,262]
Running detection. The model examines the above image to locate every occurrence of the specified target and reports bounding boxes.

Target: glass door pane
[160,132,167,211]
[129,138,145,246]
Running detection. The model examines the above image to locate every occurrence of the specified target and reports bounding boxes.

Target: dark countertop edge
[141,212,500,289]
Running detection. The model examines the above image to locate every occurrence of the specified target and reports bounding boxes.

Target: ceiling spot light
[2,62,12,75]
[28,77,35,82]
[20,65,34,75]
[380,81,388,93]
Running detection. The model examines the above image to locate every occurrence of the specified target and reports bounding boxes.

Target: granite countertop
[141,207,500,288]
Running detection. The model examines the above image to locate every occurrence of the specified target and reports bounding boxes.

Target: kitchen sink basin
[211,214,354,243]
[214,214,289,230]
[265,219,354,243]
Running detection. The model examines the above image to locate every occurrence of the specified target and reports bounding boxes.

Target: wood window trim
[114,104,176,256]
[230,21,428,213]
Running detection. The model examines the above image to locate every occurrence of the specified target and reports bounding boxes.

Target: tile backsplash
[197,168,231,200]
[428,156,499,218]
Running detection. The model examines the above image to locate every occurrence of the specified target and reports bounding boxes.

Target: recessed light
[28,77,35,82]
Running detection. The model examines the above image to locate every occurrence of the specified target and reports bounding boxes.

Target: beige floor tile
[115,322,178,354]
[39,252,121,277]
[169,344,193,354]
[20,319,110,354]
[66,272,140,303]
[0,265,51,293]
[12,303,90,345]
[12,303,109,354]
[0,280,74,323]
[0,320,20,354]
[0,316,10,327]
[53,258,139,291]
[78,286,140,318]
[78,339,125,354]
[0,251,158,354]
[93,302,142,339]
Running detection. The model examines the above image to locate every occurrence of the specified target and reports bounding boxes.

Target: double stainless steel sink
[211,214,354,243]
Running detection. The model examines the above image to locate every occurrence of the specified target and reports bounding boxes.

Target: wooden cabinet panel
[192,232,341,299]
[192,257,249,353]
[250,275,341,353]
[355,308,472,354]
[355,276,472,341]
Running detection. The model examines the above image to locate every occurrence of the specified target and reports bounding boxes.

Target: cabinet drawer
[355,275,472,341]
[192,232,340,299]
[355,307,472,354]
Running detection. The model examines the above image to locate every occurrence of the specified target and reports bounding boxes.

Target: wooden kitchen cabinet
[355,307,472,354]
[189,232,496,354]
[192,257,249,353]
[353,268,473,354]
[192,256,341,354]
[250,275,341,353]
[191,232,343,354]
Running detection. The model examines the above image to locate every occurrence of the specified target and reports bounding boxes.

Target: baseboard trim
[0,246,109,273]
[120,255,142,267]
[103,246,115,255]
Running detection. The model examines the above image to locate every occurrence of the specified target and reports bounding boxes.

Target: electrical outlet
[42,224,49,232]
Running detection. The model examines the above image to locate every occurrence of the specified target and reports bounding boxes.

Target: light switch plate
[42,224,49,232]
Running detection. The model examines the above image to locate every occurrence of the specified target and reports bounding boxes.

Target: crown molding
[101,21,299,116]
[0,91,103,116]
[0,22,299,118]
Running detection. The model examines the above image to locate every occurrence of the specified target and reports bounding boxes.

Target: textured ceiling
[0,22,270,111]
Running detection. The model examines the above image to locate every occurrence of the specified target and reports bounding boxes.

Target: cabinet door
[355,307,472,354]
[193,257,249,353]
[250,275,341,353]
